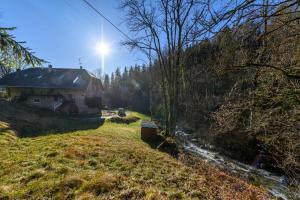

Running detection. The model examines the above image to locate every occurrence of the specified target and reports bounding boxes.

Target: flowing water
[174,131,300,200]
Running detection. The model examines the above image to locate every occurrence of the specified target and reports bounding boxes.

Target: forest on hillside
[102,0,300,184]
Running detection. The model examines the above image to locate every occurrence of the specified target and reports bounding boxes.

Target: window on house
[33,98,40,103]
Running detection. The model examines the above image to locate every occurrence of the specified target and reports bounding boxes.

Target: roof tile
[0,67,100,90]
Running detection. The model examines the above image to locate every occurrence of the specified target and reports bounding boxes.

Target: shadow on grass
[17,118,104,138]
[142,135,179,158]
[0,99,104,138]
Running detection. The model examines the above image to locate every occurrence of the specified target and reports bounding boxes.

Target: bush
[108,116,140,124]
[212,72,300,179]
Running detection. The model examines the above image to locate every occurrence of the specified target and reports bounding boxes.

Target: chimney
[16,68,21,77]
[48,64,53,72]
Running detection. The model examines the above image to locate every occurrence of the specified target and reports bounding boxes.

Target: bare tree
[208,0,300,186]
[208,0,300,79]
[120,0,212,133]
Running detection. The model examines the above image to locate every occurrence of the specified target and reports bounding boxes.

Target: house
[0,65,103,115]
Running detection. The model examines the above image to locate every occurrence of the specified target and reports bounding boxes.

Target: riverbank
[174,130,300,200]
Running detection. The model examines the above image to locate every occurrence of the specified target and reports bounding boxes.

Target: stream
[174,130,300,200]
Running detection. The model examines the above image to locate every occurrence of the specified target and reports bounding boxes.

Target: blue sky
[0,0,146,75]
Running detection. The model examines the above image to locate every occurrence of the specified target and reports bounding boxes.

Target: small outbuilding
[0,65,103,115]
[141,121,159,141]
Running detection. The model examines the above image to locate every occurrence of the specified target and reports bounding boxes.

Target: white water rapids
[174,131,299,200]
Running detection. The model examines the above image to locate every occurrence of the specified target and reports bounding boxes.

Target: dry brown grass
[0,102,272,199]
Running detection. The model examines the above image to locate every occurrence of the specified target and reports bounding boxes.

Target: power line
[81,0,132,41]
[62,0,99,27]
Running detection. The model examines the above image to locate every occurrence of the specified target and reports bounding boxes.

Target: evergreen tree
[103,74,110,91]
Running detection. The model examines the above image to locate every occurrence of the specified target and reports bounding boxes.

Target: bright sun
[96,42,110,56]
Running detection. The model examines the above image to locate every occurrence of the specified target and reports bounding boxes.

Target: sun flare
[96,42,110,56]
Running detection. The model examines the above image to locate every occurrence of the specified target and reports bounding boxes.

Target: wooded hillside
[103,0,300,183]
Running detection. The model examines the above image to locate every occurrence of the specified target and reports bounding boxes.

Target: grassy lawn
[0,105,271,199]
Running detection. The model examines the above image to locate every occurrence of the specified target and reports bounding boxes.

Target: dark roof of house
[0,67,102,90]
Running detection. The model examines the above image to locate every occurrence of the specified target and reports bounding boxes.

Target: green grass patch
[0,102,270,199]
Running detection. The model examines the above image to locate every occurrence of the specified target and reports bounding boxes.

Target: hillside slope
[0,101,271,199]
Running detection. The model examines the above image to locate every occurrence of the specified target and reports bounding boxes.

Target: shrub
[108,116,140,124]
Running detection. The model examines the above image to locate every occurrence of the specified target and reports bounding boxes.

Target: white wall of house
[8,86,102,115]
